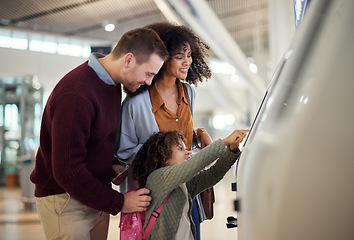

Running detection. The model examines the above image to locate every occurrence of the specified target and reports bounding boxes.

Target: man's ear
[123,53,134,68]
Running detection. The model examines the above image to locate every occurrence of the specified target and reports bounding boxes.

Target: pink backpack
[120,189,170,240]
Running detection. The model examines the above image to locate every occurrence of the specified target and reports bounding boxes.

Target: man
[30,28,168,239]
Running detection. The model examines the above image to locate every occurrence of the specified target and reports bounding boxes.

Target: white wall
[0,47,87,100]
[268,0,295,72]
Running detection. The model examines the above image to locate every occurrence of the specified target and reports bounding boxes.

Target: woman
[116,22,212,240]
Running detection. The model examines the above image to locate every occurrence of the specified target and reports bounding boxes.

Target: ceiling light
[249,63,258,73]
[104,23,115,32]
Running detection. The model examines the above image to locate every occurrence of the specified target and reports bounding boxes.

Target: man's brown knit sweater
[30,62,124,215]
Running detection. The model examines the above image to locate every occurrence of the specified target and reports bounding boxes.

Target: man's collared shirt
[88,52,116,86]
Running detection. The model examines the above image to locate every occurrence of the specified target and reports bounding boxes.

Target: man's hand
[121,188,152,213]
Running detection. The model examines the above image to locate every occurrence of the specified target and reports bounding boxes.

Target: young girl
[131,129,247,240]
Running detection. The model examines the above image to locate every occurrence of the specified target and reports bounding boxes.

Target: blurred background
[0,0,296,180]
[0,0,299,239]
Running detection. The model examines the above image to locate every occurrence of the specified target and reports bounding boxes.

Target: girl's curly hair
[129,21,212,96]
[131,131,186,188]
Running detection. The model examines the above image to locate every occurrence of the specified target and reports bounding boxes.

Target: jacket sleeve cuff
[106,192,125,215]
[226,145,241,159]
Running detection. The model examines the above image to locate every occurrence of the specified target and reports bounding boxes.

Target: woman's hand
[200,131,212,149]
[223,130,249,152]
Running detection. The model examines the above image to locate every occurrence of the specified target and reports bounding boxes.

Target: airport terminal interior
[3,0,351,239]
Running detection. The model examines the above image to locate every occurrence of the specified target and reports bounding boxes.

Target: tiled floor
[0,167,238,240]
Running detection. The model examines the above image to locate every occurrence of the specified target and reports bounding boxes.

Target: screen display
[294,0,311,27]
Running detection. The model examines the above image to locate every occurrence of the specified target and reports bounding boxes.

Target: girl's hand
[223,130,249,152]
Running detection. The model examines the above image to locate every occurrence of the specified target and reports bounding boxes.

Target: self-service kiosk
[234,0,354,239]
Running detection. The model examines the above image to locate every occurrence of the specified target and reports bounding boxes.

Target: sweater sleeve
[146,140,238,197]
[50,93,124,215]
[187,148,240,198]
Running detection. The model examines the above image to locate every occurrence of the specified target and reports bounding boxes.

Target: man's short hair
[111,28,168,64]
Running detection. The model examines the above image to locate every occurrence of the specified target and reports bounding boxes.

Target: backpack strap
[143,193,170,239]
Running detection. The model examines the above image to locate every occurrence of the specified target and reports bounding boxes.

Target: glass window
[82,45,91,58]
[42,35,57,53]
[0,29,11,48]
[69,40,82,57]
[4,104,19,133]
[11,31,28,50]
[0,105,3,127]
[57,37,70,55]
[0,28,94,58]
[29,33,43,52]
